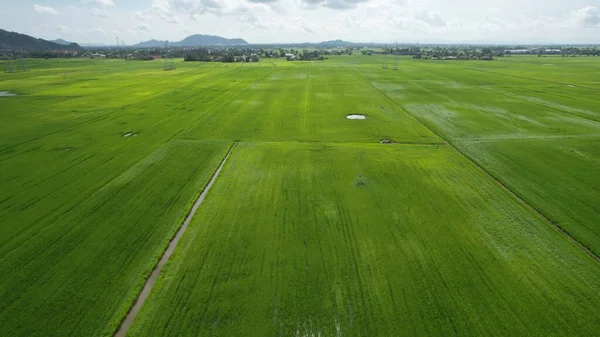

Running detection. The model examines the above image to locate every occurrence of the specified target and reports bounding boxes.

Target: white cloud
[93,28,108,35]
[412,9,446,27]
[83,0,116,6]
[33,4,58,15]
[91,8,111,18]
[137,0,180,24]
[55,25,68,33]
[571,6,600,28]
[1,0,595,45]
[137,23,151,32]
[302,0,370,10]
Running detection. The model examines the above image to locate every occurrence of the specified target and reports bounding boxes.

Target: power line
[393,42,399,70]
[383,44,388,69]
[164,41,175,71]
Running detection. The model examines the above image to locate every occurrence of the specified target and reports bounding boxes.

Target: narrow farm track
[350,68,600,264]
[0,83,255,260]
[2,57,600,336]
[114,143,235,337]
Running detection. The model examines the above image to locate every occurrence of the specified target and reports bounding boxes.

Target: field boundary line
[350,67,600,264]
[452,134,600,143]
[0,67,276,264]
[114,142,236,337]
[0,67,262,259]
[465,67,600,92]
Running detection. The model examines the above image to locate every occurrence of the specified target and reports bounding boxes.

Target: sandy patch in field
[0,91,17,97]
[347,114,366,120]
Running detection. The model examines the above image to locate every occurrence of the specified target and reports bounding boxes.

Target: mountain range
[52,39,74,45]
[134,34,248,48]
[316,40,356,47]
[0,29,83,51]
[0,29,358,51]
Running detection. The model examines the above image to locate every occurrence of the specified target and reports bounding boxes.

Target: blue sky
[1,0,600,44]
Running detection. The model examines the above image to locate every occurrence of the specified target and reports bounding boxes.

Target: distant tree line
[2,44,599,61]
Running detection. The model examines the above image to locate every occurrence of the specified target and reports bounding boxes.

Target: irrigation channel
[114,145,234,337]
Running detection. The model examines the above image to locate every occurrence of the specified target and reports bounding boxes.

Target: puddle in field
[380,139,395,144]
[347,114,366,120]
[0,91,17,97]
[123,132,138,138]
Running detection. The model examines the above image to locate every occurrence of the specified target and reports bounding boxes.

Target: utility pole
[383,44,388,69]
[393,43,399,70]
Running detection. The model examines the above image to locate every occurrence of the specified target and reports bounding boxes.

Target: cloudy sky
[2,0,600,44]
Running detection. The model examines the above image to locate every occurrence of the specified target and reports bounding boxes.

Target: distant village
[2,44,600,63]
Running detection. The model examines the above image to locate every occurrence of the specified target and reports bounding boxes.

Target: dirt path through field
[114,145,234,337]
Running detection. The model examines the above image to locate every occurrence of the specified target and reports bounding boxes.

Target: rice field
[1,55,599,336]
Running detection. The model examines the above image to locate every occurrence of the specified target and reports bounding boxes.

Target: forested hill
[0,29,84,51]
[134,34,248,47]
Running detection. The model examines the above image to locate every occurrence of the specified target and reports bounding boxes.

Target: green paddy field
[1,55,599,336]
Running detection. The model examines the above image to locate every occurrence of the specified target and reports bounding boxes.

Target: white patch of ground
[294,73,308,79]
[372,82,406,99]
[347,114,366,120]
[463,104,545,126]
[545,112,600,127]
[414,80,466,89]
[520,96,596,117]
[372,82,405,91]
[405,104,459,118]
[123,132,138,138]
[0,91,16,97]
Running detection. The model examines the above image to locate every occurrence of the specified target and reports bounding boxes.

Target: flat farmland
[1,55,600,336]
[0,139,231,336]
[455,138,600,255]
[128,142,600,336]
[183,66,440,143]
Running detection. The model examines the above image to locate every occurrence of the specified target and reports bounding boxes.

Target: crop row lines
[350,67,600,264]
